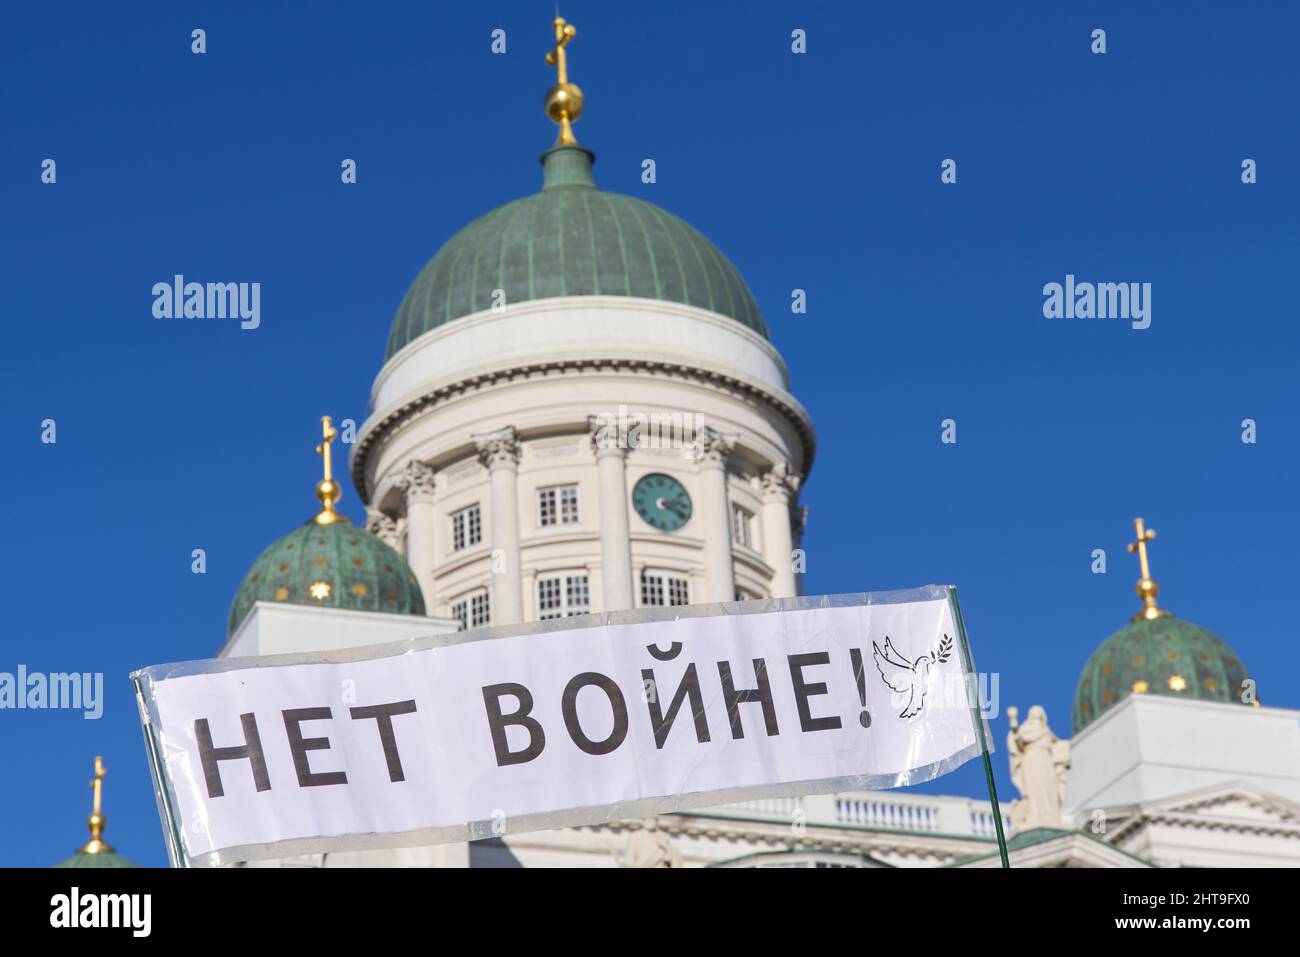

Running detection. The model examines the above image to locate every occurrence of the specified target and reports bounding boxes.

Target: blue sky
[2,2,1296,866]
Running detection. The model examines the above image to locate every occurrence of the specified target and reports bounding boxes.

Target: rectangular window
[641,571,689,607]
[732,504,753,548]
[451,590,491,629]
[566,573,590,615]
[451,504,482,551]
[537,573,590,620]
[668,577,690,607]
[470,591,490,627]
[539,485,579,527]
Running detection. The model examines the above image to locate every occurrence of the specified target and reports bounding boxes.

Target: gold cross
[1127,517,1171,620]
[79,755,114,854]
[1127,517,1156,579]
[316,416,337,484]
[545,16,576,85]
[544,16,584,145]
[313,416,344,524]
[89,756,106,820]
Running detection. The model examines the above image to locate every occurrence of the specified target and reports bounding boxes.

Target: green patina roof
[1073,616,1253,733]
[228,520,426,637]
[942,828,1155,868]
[385,145,767,360]
[55,849,136,868]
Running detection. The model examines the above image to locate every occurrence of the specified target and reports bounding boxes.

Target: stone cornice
[579,815,991,864]
[1107,809,1300,844]
[350,358,817,503]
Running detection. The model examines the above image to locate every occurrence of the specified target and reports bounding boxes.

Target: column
[694,426,735,603]
[589,416,634,611]
[521,567,537,621]
[393,460,438,610]
[474,426,523,625]
[793,504,810,594]
[759,461,802,599]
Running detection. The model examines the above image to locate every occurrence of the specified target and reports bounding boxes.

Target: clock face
[632,473,692,532]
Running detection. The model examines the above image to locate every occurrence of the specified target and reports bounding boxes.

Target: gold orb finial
[1127,517,1172,621]
[78,756,114,855]
[544,16,583,145]
[313,416,349,525]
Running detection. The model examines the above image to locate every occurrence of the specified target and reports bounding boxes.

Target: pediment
[1151,782,1300,825]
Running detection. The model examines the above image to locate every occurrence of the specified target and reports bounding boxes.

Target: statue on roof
[1006,705,1072,832]
[620,816,683,868]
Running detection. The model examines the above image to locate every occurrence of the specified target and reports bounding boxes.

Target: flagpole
[947,587,1010,868]
[133,675,188,867]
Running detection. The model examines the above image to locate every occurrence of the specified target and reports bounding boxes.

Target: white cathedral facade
[214,19,1300,869]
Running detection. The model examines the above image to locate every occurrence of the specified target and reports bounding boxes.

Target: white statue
[619,817,683,868]
[1006,705,1071,832]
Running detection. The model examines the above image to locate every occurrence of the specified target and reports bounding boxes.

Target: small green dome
[228,521,426,636]
[385,145,767,360]
[55,849,136,868]
[1073,616,1253,732]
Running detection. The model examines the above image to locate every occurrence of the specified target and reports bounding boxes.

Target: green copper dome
[55,849,136,868]
[1073,616,1253,732]
[385,145,767,360]
[228,521,426,637]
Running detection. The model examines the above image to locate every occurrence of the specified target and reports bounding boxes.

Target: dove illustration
[872,634,954,719]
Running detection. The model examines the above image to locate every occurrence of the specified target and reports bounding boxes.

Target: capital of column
[690,425,734,469]
[394,459,437,504]
[473,426,521,471]
[588,415,627,459]
[364,507,400,548]
[759,461,802,504]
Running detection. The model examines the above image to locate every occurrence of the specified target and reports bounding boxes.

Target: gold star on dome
[1168,674,1187,692]
[1132,680,1150,694]
[310,581,332,600]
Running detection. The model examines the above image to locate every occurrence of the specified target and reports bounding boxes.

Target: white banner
[132,588,992,865]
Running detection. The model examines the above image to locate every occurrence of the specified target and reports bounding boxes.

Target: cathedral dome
[227,520,426,637]
[384,145,767,361]
[56,758,136,869]
[1072,617,1253,733]
[228,417,427,637]
[56,847,136,868]
[1074,519,1256,733]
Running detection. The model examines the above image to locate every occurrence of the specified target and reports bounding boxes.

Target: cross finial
[79,756,114,854]
[313,416,347,525]
[544,16,584,145]
[1127,517,1172,621]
